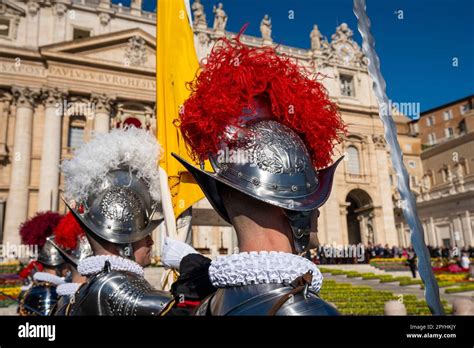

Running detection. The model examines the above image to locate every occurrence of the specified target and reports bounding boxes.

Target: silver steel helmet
[64,167,163,246]
[173,118,343,253]
[47,235,92,268]
[37,239,65,267]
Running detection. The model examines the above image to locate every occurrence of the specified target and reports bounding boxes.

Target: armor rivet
[306,182,311,188]
[272,184,278,189]
[237,172,243,178]
[291,185,297,191]
[107,225,111,229]
[128,227,132,231]
[252,178,260,186]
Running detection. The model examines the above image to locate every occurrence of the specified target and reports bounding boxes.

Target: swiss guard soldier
[48,212,92,315]
[18,212,66,316]
[174,29,346,315]
[61,127,211,316]
[61,128,174,315]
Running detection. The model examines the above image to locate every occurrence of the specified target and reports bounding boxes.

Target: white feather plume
[161,237,198,270]
[61,128,163,203]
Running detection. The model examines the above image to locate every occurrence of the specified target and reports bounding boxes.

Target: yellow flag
[157,0,203,218]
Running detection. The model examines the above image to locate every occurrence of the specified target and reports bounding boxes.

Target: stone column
[429,217,438,247]
[3,87,38,245]
[52,1,68,43]
[131,0,143,15]
[26,1,40,47]
[357,215,367,245]
[145,107,153,132]
[0,92,12,159]
[91,93,113,134]
[397,222,403,247]
[422,219,430,247]
[373,208,387,245]
[99,0,111,9]
[99,13,112,34]
[397,222,405,247]
[338,204,349,245]
[461,211,473,247]
[422,220,432,246]
[453,215,464,248]
[321,176,342,244]
[372,135,398,245]
[37,88,66,212]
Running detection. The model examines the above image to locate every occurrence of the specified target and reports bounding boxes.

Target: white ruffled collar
[56,282,81,297]
[209,251,323,292]
[77,255,144,277]
[33,272,65,286]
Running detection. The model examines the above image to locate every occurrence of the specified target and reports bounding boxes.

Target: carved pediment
[40,28,156,72]
[0,1,26,16]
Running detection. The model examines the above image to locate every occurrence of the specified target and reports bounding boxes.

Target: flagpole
[353,0,444,315]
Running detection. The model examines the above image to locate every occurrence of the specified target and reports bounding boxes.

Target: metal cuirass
[195,284,339,316]
[66,269,174,316]
[19,282,59,316]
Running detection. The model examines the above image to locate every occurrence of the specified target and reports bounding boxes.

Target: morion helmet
[61,128,164,259]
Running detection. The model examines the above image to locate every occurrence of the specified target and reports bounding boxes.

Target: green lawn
[320,279,451,315]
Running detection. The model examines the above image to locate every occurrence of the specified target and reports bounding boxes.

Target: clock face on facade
[336,43,354,65]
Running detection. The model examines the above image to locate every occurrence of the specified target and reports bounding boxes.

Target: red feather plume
[176,27,346,169]
[19,260,43,279]
[19,211,63,248]
[54,212,85,250]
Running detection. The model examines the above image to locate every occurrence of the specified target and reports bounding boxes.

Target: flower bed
[0,261,23,308]
[0,285,21,308]
[399,279,423,286]
[319,267,472,291]
[444,284,474,293]
[369,258,409,271]
[435,273,470,282]
[0,261,21,274]
[0,274,23,286]
[320,279,451,315]
[370,257,474,273]
[433,264,469,274]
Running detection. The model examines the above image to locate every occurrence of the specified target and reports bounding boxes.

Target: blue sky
[115,0,473,112]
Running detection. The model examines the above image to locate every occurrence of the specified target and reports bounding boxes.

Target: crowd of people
[312,243,474,266]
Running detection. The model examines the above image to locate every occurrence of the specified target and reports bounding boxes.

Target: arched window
[347,146,360,175]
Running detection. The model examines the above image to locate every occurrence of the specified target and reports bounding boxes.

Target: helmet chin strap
[284,210,312,254]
